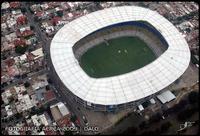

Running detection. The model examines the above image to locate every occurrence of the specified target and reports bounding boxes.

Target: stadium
[50,6,190,112]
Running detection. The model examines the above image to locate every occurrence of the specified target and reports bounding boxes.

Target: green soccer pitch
[80,36,156,78]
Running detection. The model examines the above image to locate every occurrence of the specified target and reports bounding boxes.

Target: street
[1,69,47,91]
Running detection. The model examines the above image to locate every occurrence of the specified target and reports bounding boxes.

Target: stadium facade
[50,6,190,112]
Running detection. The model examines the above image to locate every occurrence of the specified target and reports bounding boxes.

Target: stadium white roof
[50,6,190,106]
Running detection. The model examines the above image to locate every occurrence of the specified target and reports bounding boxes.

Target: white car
[71,122,75,127]
[82,116,89,125]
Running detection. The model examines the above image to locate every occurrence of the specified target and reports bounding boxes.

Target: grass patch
[80,36,156,78]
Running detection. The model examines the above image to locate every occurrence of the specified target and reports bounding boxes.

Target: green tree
[122,126,138,134]
[188,91,198,104]
[21,7,27,13]
[177,107,196,121]
[30,107,46,115]
[139,121,149,130]
[24,81,30,88]
[30,25,35,30]
[161,121,172,132]
[57,10,63,17]
[14,113,23,119]
[64,130,73,135]
[149,113,162,123]
[47,78,53,84]
[15,45,28,54]
[45,85,50,90]
[70,114,77,122]
[9,97,15,103]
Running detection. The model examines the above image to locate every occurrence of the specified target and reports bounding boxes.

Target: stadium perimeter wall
[74,30,165,60]
[73,21,168,61]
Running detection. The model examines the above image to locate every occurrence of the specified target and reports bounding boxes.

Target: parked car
[82,115,89,125]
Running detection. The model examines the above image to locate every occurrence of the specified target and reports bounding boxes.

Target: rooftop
[50,102,70,121]
[44,90,56,102]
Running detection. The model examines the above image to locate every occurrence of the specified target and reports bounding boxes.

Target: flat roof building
[157,90,176,104]
[50,102,70,121]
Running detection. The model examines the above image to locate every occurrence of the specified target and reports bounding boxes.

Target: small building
[50,105,63,121]
[5,58,15,67]
[50,102,70,122]
[31,113,50,127]
[57,102,70,116]
[5,105,13,117]
[138,104,144,111]
[31,114,41,127]
[44,90,56,102]
[14,85,26,94]
[35,87,46,102]
[57,115,71,128]
[150,98,156,104]
[17,15,27,25]
[19,54,27,63]
[10,2,21,9]
[39,114,49,126]
[16,94,34,113]
[11,9,22,15]
[1,92,9,104]
[31,74,48,90]
[7,65,20,77]
[5,32,17,42]
[6,17,17,29]
[14,38,26,47]
[156,90,176,104]
[1,23,7,31]
[21,30,34,37]
[38,131,45,135]
[31,48,44,60]
[1,2,10,10]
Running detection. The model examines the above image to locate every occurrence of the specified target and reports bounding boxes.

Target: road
[1,69,47,90]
